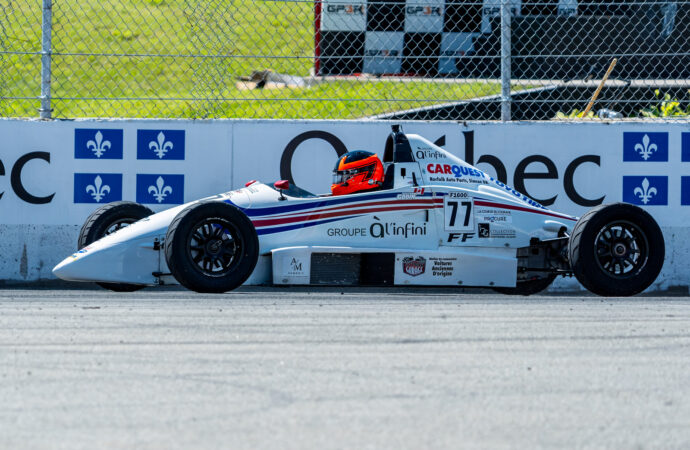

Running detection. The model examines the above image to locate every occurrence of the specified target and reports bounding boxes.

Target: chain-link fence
[1,0,689,120]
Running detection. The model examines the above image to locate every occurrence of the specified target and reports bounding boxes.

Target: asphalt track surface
[1,287,689,450]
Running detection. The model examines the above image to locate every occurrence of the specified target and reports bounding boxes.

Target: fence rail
[1,0,689,120]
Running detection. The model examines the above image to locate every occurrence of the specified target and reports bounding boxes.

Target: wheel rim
[186,217,244,277]
[593,220,648,278]
[105,218,136,235]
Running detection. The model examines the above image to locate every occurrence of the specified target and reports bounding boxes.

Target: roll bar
[382,124,414,163]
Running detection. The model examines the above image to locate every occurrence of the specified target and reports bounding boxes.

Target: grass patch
[2,0,501,119]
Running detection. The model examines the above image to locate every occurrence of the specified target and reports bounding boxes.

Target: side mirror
[274,180,289,201]
[274,180,290,190]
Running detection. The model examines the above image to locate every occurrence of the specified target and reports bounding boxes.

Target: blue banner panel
[682,177,690,206]
[682,133,690,162]
[136,174,184,204]
[74,129,123,159]
[74,173,123,203]
[137,130,185,160]
[622,176,668,206]
[623,132,668,162]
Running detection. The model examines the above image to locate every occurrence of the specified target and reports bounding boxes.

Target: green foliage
[1,0,503,119]
[640,90,690,118]
[554,109,596,119]
[555,90,690,120]
[111,29,139,41]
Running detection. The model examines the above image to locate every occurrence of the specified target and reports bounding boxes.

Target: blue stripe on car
[226,191,432,217]
[255,216,363,235]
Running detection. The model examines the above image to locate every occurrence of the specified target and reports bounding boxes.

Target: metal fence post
[39,0,52,119]
[500,0,512,122]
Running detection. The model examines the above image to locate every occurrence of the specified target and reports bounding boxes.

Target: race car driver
[331,151,385,196]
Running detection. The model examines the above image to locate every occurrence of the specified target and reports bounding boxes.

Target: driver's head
[331,151,384,196]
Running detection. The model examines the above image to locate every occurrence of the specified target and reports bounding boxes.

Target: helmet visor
[332,168,355,185]
[332,164,376,185]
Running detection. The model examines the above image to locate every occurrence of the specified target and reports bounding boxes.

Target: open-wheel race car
[53,125,665,296]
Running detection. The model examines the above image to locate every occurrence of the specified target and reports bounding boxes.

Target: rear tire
[493,274,556,296]
[164,202,259,293]
[78,201,154,292]
[568,203,664,296]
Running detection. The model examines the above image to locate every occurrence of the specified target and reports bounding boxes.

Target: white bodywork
[53,132,578,288]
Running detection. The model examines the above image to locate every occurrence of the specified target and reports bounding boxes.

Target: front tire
[78,201,154,292]
[164,202,259,293]
[568,203,664,296]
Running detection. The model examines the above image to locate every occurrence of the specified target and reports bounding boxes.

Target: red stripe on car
[253,203,443,228]
[474,200,577,221]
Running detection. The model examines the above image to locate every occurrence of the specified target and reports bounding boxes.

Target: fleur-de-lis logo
[633,177,657,205]
[85,175,111,202]
[148,176,173,203]
[86,131,111,158]
[149,131,173,159]
[634,134,657,161]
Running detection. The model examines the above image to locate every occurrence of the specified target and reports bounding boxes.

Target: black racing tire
[78,201,154,292]
[493,274,557,296]
[568,203,664,297]
[164,202,259,293]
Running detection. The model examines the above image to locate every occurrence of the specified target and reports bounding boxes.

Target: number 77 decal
[444,197,474,231]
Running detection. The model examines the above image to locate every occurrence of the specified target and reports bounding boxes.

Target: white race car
[53,125,665,296]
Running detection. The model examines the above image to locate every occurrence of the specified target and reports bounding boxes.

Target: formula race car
[53,125,665,296]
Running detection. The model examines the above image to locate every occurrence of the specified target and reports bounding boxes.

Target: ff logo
[447,232,474,243]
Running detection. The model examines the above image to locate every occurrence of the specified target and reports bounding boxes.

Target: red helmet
[331,151,384,196]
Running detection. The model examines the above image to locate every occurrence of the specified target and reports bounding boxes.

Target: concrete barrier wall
[1,118,688,291]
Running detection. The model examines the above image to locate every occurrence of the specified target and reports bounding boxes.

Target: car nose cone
[52,252,98,282]
[52,239,159,285]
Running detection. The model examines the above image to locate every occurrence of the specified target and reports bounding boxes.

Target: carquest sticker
[427,163,490,185]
